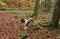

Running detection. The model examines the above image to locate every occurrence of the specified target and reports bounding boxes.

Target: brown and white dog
[21,16,35,29]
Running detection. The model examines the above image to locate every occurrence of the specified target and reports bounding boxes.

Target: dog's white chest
[25,19,28,24]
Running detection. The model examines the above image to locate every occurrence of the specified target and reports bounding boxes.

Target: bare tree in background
[17,0,21,8]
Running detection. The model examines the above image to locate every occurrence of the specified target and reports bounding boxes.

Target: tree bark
[47,0,51,11]
[50,0,60,28]
[32,0,40,17]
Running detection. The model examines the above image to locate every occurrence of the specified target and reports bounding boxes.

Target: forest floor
[0,12,60,39]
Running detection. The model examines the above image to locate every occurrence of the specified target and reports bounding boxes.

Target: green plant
[38,20,43,26]
[14,15,18,18]
[32,20,43,30]
[41,21,49,27]
[44,30,51,38]
[26,12,33,19]
[17,32,28,39]
[45,33,51,38]
[44,30,48,33]
[48,23,55,30]
[20,34,28,39]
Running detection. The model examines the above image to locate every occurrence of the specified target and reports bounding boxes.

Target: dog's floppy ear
[21,18,25,23]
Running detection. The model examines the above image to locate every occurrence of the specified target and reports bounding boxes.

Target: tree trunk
[50,0,60,28]
[17,0,20,8]
[47,0,51,11]
[32,0,40,17]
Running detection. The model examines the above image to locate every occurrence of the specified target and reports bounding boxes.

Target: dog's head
[21,16,26,23]
[21,18,25,23]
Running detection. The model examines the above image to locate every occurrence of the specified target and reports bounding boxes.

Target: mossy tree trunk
[50,0,60,28]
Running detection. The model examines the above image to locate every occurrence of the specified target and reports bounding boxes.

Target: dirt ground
[0,12,60,39]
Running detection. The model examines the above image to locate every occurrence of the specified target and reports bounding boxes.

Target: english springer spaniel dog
[21,16,35,29]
